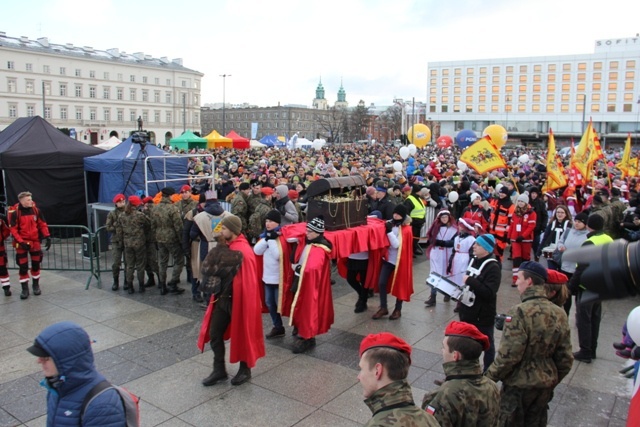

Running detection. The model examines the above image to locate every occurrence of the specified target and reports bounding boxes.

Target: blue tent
[259,135,277,147]
[83,136,188,203]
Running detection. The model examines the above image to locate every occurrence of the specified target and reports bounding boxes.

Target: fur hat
[307,216,325,233]
[393,204,408,219]
[265,209,282,224]
[221,214,243,236]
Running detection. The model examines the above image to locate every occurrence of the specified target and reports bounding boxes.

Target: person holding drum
[537,205,572,271]
[425,209,458,307]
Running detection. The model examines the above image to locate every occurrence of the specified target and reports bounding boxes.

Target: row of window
[430,83,635,95]
[429,103,635,113]
[206,121,321,130]
[432,71,636,86]
[429,60,637,76]
[6,104,199,123]
[432,93,637,104]
[5,61,199,88]
[5,80,199,104]
[204,112,329,120]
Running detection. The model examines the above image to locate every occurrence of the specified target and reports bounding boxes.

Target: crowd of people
[13,140,640,426]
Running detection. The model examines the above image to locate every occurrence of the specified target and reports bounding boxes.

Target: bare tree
[349,101,372,141]
[382,105,402,139]
[316,107,347,143]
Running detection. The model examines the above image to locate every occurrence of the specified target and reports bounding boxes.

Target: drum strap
[466,258,498,277]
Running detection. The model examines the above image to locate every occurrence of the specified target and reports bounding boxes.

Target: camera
[131,131,148,146]
[562,239,640,301]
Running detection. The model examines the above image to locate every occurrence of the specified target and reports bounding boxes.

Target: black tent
[0,116,103,225]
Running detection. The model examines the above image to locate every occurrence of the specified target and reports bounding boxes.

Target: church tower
[335,79,348,109]
[312,78,328,110]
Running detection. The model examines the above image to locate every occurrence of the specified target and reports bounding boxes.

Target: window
[607,93,617,101]
[592,82,601,91]
[466,77,474,84]
[7,61,14,69]
[594,62,602,70]
[532,94,540,102]
[466,95,473,103]
[43,82,51,95]
[492,76,500,83]
[561,84,570,92]
[442,69,450,76]
[75,85,82,97]
[548,74,556,82]
[143,76,148,83]
[43,65,50,73]
[90,109,96,121]
[60,107,67,119]
[8,104,17,118]
[479,77,487,84]
[130,89,136,101]
[154,91,160,102]
[117,88,123,100]
[130,110,136,121]
[117,73,123,81]
[59,84,67,96]
[478,86,486,93]
[182,80,187,87]
[60,67,66,75]
[491,105,499,112]
[518,94,527,102]
[89,86,96,98]
[533,84,541,92]
[625,71,635,80]
[142,112,148,123]
[625,87,635,95]
[103,109,110,121]
[610,61,619,69]
[560,104,569,112]
[117,110,124,121]
[479,67,487,74]
[454,77,461,85]
[454,96,461,103]
[518,104,526,112]
[104,72,110,80]
[547,84,555,92]
[155,77,160,84]
[607,104,615,112]
[592,93,601,101]
[492,66,500,74]
[478,105,486,112]
[165,92,171,103]
[442,78,449,85]
[492,95,499,102]
[505,76,513,83]
[26,63,32,71]
[75,69,81,77]
[441,105,448,112]
[562,73,571,81]
[7,79,16,93]
[519,65,527,73]
[577,73,586,81]
[492,85,500,93]
[533,75,541,82]
[547,94,555,102]
[154,111,160,123]
[561,94,570,102]
[454,68,461,76]
[130,75,135,82]
[142,90,148,102]
[166,79,171,86]
[534,64,542,72]
[591,103,600,112]
[89,70,95,78]
[44,106,51,119]
[609,72,618,80]
[26,81,34,94]
[76,108,82,120]
[166,112,172,123]
[519,75,527,82]
[608,82,617,91]
[103,87,110,99]
[454,86,461,94]
[624,104,633,112]
[562,63,571,71]
[429,105,436,112]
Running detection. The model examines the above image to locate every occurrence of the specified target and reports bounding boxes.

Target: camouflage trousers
[112,243,124,279]
[145,242,158,276]
[157,242,184,284]
[124,246,146,285]
[498,385,553,427]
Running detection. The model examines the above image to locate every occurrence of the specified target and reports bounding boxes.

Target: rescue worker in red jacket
[7,192,51,299]
[507,192,537,285]
[489,185,514,262]
[0,216,11,296]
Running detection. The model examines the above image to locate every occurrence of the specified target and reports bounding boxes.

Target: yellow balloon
[407,124,431,148]
[482,124,508,149]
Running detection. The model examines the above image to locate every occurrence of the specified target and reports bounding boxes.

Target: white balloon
[456,160,468,171]
[408,144,417,155]
[518,154,530,164]
[393,161,403,172]
[627,307,640,344]
[399,146,410,160]
[448,191,459,203]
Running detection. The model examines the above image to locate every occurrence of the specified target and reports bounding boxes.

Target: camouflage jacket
[247,192,264,216]
[231,192,249,231]
[590,203,615,237]
[119,209,149,249]
[248,198,273,240]
[485,285,573,389]
[177,198,197,220]
[143,205,156,243]
[422,359,499,427]
[105,206,125,244]
[364,380,439,427]
[151,197,183,244]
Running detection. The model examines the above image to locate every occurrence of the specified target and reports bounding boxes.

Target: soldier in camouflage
[119,196,149,294]
[142,197,159,289]
[358,332,439,427]
[177,185,197,287]
[246,179,264,218]
[422,321,500,427]
[231,182,251,235]
[106,194,126,291]
[486,261,573,427]
[151,187,186,295]
[247,187,274,242]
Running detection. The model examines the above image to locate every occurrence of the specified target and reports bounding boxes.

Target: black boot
[168,282,186,295]
[112,277,119,291]
[20,282,29,300]
[425,295,436,307]
[230,362,251,386]
[160,282,168,295]
[202,362,228,386]
[126,282,135,294]
[32,278,41,296]
[138,281,145,293]
[144,273,156,288]
[354,293,368,313]
[3,285,11,297]
[123,282,130,291]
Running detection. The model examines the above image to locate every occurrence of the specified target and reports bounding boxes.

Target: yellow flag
[459,136,507,174]
[616,134,632,177]
[572,120,598,181]
[546,130,567,188]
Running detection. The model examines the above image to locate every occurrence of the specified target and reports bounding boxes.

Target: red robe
[197,235,265,368]
[367,224,415,301]
[254,235,295,317]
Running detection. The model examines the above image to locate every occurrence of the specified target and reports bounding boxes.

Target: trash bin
[82,234,96,259]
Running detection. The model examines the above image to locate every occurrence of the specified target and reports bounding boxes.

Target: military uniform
[119,208,149,292]
[590,203,614,240]
[231,192,249,233]
[247,198,272,241]
[105,205,125,288]
[364,380,439,427]
[422,359,499,427]
[485,285,573,427]
[152,196,185,293]
[143,204,159,286]
[177,197,197,285]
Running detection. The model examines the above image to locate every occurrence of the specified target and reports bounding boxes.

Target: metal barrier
[4,225,101,290]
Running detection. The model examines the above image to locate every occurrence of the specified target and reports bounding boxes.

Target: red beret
[180,185,191,193]
[113,194,125,203]
[445,321,490,351]
[128,195,142,207]
[546,269,568,284]
[288,189,299,199]
[142,196,154,204]
[261,187,274,196]
[359,332,412,364]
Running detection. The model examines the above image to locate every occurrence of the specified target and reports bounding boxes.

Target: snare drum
[426,272,463,300]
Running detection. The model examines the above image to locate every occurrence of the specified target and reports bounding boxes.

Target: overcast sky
[3,0,639,108]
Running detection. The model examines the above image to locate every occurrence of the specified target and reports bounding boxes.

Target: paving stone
[294,409,362,427]
[0,376,42,407]
[1,389,46,424]
[0,407,19,427]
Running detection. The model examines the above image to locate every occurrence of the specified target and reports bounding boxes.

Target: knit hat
[161,187,175,196]
[265,209,282,224]
[113,193,125,203]
[519,261,549,282]
[444,321,490,351]
[499,186,511,196]
[239,182,251,191]
[475,234,495,253]
[393,204,408,219]
[128,195,142,207]
[307,216,325,233]
[359,332,412,364]
[529,186,540,195]
[470,192,481,203]
[587,214,604,231]
[516,193,529,204]
[221,214,243,236]
[574,212,589,223]
[180,185,191,193]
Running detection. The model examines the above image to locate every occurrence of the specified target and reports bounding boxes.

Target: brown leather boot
[371,307,389,320]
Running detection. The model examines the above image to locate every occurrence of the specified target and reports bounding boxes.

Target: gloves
[44,237,52,251]
[18,242,30,251]
[515,236,524,242]
[265,230,279,240]
[385,221,393,233]
[435,239,445,246]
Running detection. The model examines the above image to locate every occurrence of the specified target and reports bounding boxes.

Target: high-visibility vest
[406,195,426,220]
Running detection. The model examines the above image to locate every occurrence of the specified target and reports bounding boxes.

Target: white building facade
[427,36,640,146]
[0,32,203,145]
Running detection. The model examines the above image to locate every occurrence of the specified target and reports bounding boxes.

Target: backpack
[80,380,140,427]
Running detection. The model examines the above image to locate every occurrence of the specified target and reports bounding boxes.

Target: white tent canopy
[250,139,266,148]
[96,135,121,150]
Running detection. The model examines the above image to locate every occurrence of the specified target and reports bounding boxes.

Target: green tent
[169,130,207,151]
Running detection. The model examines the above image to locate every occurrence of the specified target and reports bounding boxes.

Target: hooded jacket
[35,321,125,427]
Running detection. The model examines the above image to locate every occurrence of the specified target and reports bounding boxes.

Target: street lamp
[220,74,231,134]
[636,96,640,145]
[505,95,511,130]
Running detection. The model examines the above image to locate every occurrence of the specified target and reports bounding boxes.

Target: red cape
[289,243,334,339]
[197,235,265,368]
[255,235,295,317]
[367,224,414,301]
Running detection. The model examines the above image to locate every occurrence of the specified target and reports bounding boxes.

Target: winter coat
[458,253,501,327]
[538,219,571,256]
[364,380,439,427]
[557,227,589,274]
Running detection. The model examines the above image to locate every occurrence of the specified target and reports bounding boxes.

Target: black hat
[265,209,282,224]
[574,212,589,223]
[26,340,50,358]
[161,187,176,196]
[529,186,540,195]
[239,182,251,191]
[393,204,408,218]
[499,186,511,196]
[587,214,604,231]
[307,216,325,233]
[519,261,549,282]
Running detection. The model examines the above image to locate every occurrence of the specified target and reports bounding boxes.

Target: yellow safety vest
[406,195,426,219]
